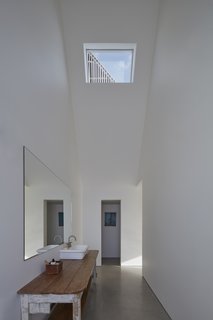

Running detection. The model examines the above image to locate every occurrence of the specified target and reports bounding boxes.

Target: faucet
[54,234,63,244]
[67,235,77,248]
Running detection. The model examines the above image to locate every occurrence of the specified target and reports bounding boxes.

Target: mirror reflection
[24,147,72,260]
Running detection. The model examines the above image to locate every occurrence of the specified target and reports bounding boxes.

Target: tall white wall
[60,0,158,271]
[140,1,213,319]
[83,183,142,266]
[60,0,160,185]
[0,1,81,319]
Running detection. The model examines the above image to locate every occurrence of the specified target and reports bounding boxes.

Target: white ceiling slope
[60,0,159,185]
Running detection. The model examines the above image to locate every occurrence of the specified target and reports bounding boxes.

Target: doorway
[101,200,121,265]
[44,200,64,245]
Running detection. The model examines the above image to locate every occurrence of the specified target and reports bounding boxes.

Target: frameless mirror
[24,147,72,260]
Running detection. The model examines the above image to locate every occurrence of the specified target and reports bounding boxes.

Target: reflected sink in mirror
[37,244,58,253]
[60,245,88,260]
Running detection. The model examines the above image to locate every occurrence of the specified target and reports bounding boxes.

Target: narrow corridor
[83,265,171,320]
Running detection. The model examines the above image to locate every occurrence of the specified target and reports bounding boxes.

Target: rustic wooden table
[17,250,98,320]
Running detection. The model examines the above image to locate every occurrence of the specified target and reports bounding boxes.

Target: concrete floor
[83,265,172,320]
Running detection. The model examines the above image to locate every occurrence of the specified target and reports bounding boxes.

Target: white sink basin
[60,244,88,260]
[37,244,58,253]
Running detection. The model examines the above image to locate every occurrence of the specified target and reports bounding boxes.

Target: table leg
[20,295,29,320]
[72,294,82,320]
[93,264,97,280]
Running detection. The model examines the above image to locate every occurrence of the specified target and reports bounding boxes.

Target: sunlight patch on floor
[121,255,142,266]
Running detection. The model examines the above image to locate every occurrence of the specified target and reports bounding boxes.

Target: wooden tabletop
[17,250,98,295]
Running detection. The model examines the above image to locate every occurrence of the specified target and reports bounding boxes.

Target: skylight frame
[83,43,137,84]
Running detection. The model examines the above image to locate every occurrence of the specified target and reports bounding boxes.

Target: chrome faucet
[54,234,63,244]
[67,235,77,248]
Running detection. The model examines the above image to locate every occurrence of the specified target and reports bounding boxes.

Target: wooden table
[17,250,98,320]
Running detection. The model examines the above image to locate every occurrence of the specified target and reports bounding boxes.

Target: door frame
[101,200,121,264]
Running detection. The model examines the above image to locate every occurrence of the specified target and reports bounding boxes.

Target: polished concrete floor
[82,265,172,320]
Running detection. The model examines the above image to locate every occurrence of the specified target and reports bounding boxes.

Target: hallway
[83,266,171,320]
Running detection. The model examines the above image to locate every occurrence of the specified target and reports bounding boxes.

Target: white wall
[140,1,213,319]
[60,0,160,185]
[60,0,157,271]
[0,1,81,319]
[83,183,142,266]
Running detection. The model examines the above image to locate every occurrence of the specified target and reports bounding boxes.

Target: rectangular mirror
[24,147,72,260]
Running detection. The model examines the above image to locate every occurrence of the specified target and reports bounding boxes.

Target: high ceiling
[59,0,159,185]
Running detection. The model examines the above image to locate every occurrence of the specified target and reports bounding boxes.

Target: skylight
[84,43,136,83]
